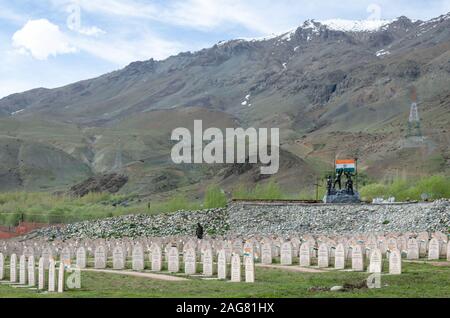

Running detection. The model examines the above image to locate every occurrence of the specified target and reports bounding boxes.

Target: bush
[232,181,284,200]
[204,186,227,209]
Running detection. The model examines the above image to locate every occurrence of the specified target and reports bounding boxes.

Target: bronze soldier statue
[333,170,343,190]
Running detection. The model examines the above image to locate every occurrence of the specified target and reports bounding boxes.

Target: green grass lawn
[0,261,449,298]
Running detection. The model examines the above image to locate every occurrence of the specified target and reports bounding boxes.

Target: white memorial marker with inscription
[245,254,255,283]
[10,254,17,283]
[168,247,180,273]
[0,253,3,280]
[94,246,107,269]
[299,243,311,267]
[261,242,272,265]
[280,242,293,265]
[48,259,55,292]
[76,247,87,269]
[19,255,27,285]
[389,249,402,275]
[351,245,364,271]
[428,238,440,260]
[231,254,241,282]
[217,249,227,279]
[407,238,419,260]
[27,256,35,286]
[57,262,64,293]
[368,249,382,273]
[334,244,345,270]
[318,244,329,268]
[203,248,213,276]
[132,244,145,271]
[184,247,196,275]
[38,257,44,290]
[151,244,162,271]
[113,246,125,270]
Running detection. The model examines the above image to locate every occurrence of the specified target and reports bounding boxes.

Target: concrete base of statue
[323,190,361,204]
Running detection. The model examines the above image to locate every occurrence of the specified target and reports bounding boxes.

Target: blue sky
[1,0,450,98]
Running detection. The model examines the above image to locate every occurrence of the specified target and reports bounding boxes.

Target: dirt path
[256,264,326,273]
[81,269,188,281]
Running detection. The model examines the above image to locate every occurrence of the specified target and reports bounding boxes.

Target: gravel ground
[34,200,450,240]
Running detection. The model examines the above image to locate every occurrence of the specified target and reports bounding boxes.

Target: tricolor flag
[335,159,356,173]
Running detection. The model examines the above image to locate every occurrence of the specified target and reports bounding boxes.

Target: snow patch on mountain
[320,19,391,32]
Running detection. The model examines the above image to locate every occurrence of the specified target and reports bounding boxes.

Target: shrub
[204,186,227,209]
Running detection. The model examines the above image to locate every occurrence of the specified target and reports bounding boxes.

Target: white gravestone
[217,249,227,279]
[231,254,241,282]
[41,247,52,269]
[334,244,345,270]
[76,247,87,269]
[261,242,272,265]
[299,243,311,267]
[351,245,364,271]
[389,249,402,275]
[407,238,419,260]
[19,255,27,285]
[38,257,45,290]
[184,247,196,275]
[245,254,255,283]
[151,244,162,271]
[280,242,293,265]
[203,248,213,276]
[10,253,17,283]
[318,244,329,268]
[48,259,56,292]
[27,256,35,286]
[132,244,145,271]
[368,249,382,273]
[57,262,64,293]
[60,247,71,266]
[168,247,179,273]
[224,241,232,263]
[0,253,3,280]
[418,233,429,258]
[113,246,125,270]
[94,246,107,269]
[428,239,440,260]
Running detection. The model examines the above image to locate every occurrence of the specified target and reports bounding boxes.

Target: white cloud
[12,19,77,60]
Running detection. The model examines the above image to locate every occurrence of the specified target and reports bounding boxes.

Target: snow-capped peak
[320,19,392,32]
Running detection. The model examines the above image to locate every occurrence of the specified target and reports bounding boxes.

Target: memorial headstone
[389,249,402,275]
[428,238,440,260]
[368,249,382,273]
[76,247,87,269]
[168,247,179,273]
[318,244,329,268]
[48,258,55,292]
[94,245,107,269]
[19,255,27,285]
[0,253,3,280]
[132,244,145,271]
[351,245,364,271]
[184,246,196,275]
[245,254,255,283]
[60,247,71,266]
[334,244,345,270]
[38,257,44,290]
[407,238,419,260]
[217,249,227,280]
[280,242,293,265]
[27,256,35,286]
[299,243,311,267]
[10,253,17,283]
[151,243,162,271]
[57,262,64,293]
[203,248,213,276]
[231,254,241,282]
[261,242,272,265]
[113,246,125,270]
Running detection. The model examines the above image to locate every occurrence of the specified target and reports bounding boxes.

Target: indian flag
[335,159,356,173]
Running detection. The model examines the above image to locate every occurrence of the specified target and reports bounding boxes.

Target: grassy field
[0,261,449,298]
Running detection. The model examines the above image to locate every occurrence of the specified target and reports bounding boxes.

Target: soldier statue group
[326,170,355,196]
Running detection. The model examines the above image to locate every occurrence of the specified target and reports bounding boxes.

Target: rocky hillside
[34,200,450,240]
[0,14,449,195]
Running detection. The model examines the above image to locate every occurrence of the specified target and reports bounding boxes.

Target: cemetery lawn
[0,261,449,298]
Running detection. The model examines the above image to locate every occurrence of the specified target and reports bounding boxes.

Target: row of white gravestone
[273,242,404,274]
[0,253,77,293]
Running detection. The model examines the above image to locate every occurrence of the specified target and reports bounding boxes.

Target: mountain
[0,14,449,197]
